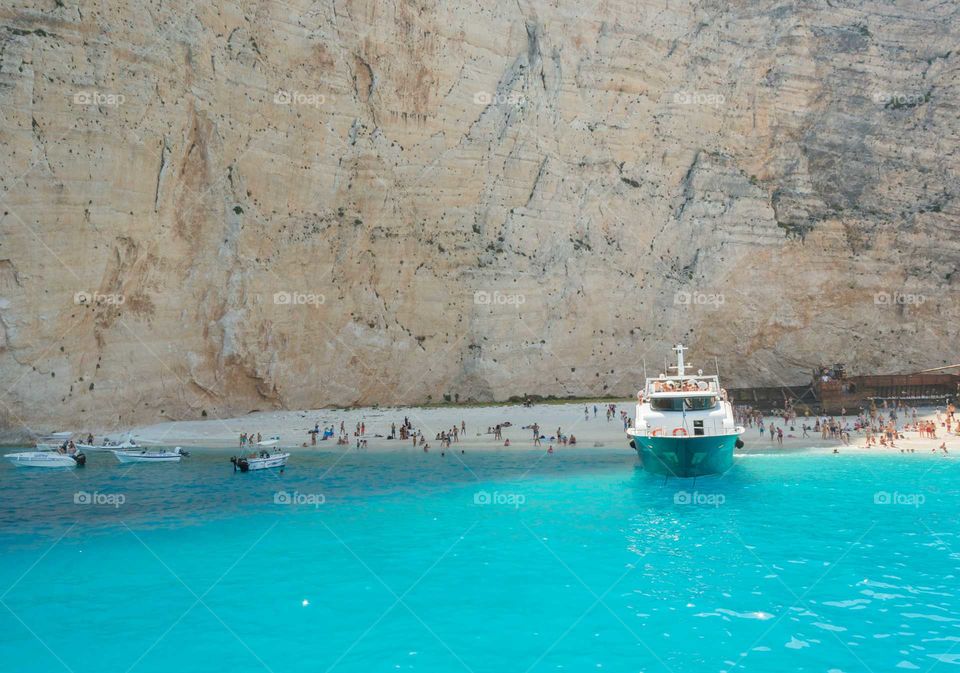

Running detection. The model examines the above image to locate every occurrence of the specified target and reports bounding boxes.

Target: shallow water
[1,448,958,672]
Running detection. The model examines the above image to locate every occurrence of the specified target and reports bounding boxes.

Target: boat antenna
[715,356,720,378]
[643,358,648,381]
[673,344,687,377]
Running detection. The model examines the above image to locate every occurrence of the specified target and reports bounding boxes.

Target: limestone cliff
[0,0,958,434]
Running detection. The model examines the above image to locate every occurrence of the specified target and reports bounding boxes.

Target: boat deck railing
[644,377,722,396]
[629,423,744,438]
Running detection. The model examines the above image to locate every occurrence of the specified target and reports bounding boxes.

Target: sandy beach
[115,401,960,458]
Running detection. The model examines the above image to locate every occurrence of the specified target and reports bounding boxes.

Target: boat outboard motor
[72,452,86,467]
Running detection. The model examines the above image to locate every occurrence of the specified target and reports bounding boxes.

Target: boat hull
[232,453,290,472]
[113,451,181,463]
[247,454,289,470]
[4,452,83,468]
[78,442,139,452]
[629,433,740,478]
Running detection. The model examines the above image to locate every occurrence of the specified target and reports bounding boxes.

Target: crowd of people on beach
[228,396,959,458]
[734,399,958,454]
[269,406,608,457]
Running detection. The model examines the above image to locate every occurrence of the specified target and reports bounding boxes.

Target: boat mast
[674,344,687,377]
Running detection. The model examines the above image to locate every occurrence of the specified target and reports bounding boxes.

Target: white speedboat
[230,450,290,472]
[113,447,188,463]
[77,439,141,452]
[5,451,86,468]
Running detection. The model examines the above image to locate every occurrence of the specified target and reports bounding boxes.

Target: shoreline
[6,401,954,458]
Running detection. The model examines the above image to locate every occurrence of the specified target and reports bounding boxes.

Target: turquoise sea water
[1,448,958,672]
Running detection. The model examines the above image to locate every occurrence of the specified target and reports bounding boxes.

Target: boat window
[650,396,718,411]
[684,396,717,411]
[650,397,684,411]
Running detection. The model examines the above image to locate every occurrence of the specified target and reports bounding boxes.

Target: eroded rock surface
[0,0,957,433]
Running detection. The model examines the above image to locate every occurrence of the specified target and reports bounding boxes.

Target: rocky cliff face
[0,0,958,434]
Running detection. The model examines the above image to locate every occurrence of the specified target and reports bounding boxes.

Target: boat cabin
[630,345,737,438]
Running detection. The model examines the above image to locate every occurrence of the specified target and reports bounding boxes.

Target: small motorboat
[77,438,142,452]
[5,451,86,468]
[230,450,290,472]
[113,446,188,463]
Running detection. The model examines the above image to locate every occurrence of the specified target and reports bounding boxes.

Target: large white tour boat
[627,345,744,477]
